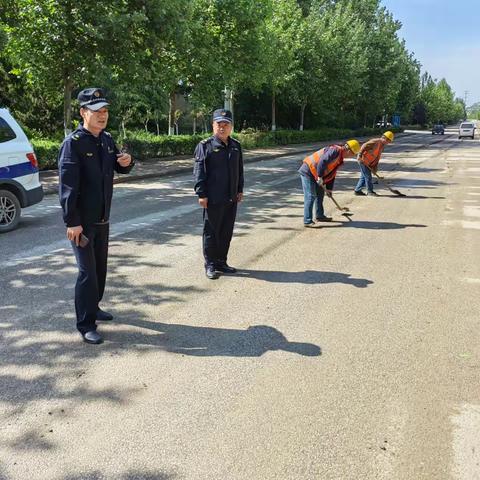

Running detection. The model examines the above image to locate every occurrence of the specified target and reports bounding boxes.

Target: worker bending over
[299,140,360,227]
[354,131,394,196]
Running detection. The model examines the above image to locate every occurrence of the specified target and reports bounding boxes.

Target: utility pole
[464,91,469,120]
[223,86,234,130]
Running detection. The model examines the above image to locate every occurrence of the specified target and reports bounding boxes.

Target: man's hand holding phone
[67,225,84,246]
[117,152,132,167]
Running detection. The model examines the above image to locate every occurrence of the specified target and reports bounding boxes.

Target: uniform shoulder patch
[72,134,80,140]
[231,137,241,145]
[104,131,112,137]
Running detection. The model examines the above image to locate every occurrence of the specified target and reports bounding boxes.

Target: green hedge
[32,138,61,170]
[33,126,403,170]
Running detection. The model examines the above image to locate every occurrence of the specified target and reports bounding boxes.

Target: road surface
[0,129,479,479]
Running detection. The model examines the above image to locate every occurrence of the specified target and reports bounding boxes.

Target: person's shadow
[233,269,373,288]
[109,321,321,357]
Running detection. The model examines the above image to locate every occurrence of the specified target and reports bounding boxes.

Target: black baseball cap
[77,88,109,111]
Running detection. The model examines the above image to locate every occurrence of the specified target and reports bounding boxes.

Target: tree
[4,0,187,135]
[262,0,302,130]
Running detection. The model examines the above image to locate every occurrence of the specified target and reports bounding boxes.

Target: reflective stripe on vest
[303,146,343,183]
[303,148,325,181]
[362,141,383,168]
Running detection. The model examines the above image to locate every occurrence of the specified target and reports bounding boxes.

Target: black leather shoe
[215,263,237,274]
[81,331,104,345]
[367,191,379,196]
[96,309,113,321]
[354,190,366,196]
[315,216,332,222]
[205,265,219,279]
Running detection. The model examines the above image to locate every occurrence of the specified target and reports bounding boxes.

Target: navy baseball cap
[77,88,109,111]
[212,109,232,123]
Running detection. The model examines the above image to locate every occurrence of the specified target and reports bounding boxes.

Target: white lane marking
[3,173,297,268]
[452,404,480,480]
[463,206,480,218]
[463,278,480,285]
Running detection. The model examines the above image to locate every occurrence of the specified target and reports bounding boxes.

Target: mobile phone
[79,233,90,248]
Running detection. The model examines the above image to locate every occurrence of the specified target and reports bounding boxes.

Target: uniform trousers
[71,223,109,333]
[203,202,237,267]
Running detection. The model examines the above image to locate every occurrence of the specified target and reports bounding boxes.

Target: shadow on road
[61,470,176,480]
[110,321,321,358]
[233,269,373,288]
[335,220,427,230]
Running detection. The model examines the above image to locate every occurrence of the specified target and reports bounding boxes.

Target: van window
[0,117,17,143]
[461,123,474,129]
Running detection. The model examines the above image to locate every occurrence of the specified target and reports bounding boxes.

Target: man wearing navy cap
[58,88,134,344]
[193,109,244,279]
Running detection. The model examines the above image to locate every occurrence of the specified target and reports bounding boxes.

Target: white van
[458,121,476,140]
[0,108,44,232]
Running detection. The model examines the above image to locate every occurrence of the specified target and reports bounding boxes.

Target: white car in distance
[458,121,476,140]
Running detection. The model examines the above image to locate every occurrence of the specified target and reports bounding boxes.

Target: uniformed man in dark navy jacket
[193,109,244,279]
[58,88,134,344]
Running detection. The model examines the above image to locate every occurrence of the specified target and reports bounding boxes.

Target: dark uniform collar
[212,135,231,148]
[76,124,104,138]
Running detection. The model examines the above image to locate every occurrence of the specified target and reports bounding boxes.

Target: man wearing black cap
[193,109,244,279]
[58,88,134,344]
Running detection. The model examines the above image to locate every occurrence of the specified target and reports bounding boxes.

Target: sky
[381,0,480,106]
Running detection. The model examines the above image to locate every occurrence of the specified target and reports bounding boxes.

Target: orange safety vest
[360,140,384,169]
[303,145,344,183]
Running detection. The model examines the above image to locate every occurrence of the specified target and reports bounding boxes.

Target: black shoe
[215,263,237,274]
[315,216,332,222]
[96,309,113,321]
[81,331,104,345]
[354,190,366,196]
[367,191,379,196]
[205,265,219,279]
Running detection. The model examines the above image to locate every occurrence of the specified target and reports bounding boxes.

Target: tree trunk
[168,90,176,135]
[193,116,197,134]
[144,119,149,132]
[63,75,74,137]
[156,120,160,136]
[271,91,276,132]
[299,101,306,131]
[121,120,127,139]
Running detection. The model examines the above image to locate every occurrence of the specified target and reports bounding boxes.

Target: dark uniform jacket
[58,126,134,227]
[193,136,244,205]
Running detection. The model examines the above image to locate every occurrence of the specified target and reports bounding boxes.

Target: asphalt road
[1,129,479,480]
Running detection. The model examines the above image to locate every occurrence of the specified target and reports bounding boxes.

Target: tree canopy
[0,0,465,137]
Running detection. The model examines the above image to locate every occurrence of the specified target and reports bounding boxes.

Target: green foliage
[0,0,463,135]
[32,138,61,170]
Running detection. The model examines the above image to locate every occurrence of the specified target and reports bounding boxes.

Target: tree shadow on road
[233,269,372,288]
[109,320,321,358]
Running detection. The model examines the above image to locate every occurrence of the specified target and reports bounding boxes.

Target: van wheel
[0,189,21,233]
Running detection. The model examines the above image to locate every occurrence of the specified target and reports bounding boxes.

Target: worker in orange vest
[354,131,394,196]
[298,140,360,226]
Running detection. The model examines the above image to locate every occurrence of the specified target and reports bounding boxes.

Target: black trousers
[203,202,237,267]
[71,223,109,333]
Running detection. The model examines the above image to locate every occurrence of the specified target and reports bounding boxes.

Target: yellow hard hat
[346,139,361,154]
[383,131,394,142]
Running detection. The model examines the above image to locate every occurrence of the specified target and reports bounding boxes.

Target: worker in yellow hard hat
[354,131,394,196]
[298,140,360,226]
